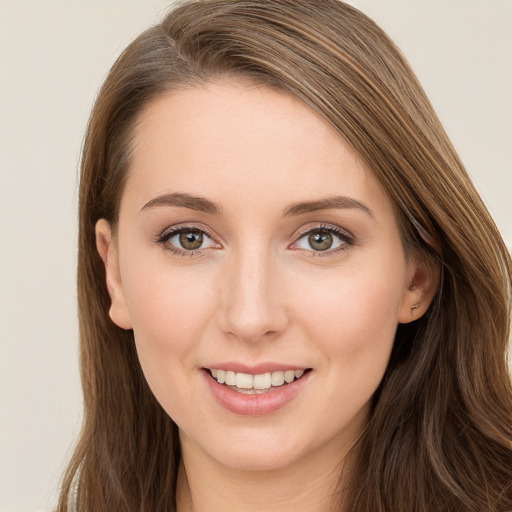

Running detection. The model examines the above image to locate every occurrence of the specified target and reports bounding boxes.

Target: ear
[398,250,440,324]
[95,219,133,330]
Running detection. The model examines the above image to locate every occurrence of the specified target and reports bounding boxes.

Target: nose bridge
[219,242,287,342]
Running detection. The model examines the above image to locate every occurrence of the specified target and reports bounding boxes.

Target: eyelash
[291,224,354,257]
[156,223,354,257]
[156,224,218,257]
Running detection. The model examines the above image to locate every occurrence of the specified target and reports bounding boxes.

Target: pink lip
[203,362,307,374]
[202,368,312,416]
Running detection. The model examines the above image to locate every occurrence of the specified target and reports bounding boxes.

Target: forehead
[123,80,391,219]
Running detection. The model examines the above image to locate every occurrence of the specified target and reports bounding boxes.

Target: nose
[217,247,289,343]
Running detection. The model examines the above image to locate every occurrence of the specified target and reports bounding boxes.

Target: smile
[207,368,309,394]
[203,366,313,415]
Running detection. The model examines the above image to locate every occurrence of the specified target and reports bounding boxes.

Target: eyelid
[155,222,354,256]
[156,223,222,255]
[292,222,354,241]
[158,223,215,241]
[289,223,355,254]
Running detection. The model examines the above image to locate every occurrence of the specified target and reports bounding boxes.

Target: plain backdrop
[0,1,510,511]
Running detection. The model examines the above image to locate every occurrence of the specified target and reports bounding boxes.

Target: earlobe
[95,219,133,330]
[398,251,440,324]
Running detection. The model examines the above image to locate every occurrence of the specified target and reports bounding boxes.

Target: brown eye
[161,226,217,254]
[292,225,352,254]
[179,229,204,250]
[307,230,333,251]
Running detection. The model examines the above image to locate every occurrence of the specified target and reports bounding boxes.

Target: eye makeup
[156,223,221,257]
[289,223,355,257]
[155,221,355,259]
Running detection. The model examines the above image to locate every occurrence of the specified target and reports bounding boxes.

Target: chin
[208,444,305,472]
[182,422,337,473]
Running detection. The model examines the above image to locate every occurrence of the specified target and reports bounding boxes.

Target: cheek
[120,260,224,424]
[120,254,219,381]
[294,259,406,364]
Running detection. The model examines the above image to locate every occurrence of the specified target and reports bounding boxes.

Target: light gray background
[0,1,510,511]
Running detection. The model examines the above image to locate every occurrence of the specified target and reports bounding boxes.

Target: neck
[176,432,357,512]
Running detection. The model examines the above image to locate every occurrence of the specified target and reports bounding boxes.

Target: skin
[96,80,438,511]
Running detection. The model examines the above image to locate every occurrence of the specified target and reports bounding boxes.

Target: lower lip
[203,370,312,416]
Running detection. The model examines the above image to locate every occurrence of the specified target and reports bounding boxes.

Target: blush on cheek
[125,260,217,342]
[131,297,203,354]
[300,276,401,359]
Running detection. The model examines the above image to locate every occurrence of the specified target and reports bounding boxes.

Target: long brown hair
[58,1,512,510]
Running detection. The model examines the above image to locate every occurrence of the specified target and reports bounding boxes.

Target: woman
[58,1,512,510]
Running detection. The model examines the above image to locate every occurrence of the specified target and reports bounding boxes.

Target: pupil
[180,230,203,250]
[308,230,333,251]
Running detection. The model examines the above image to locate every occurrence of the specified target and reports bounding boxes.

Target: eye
[159,226,218,253]
[292,226,353,253]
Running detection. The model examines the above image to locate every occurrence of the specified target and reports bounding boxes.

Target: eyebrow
[141,193,221,214]
[140,192,373,218]
[282,196,374,218]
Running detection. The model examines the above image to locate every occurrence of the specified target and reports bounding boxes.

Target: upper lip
[202,362,310,374]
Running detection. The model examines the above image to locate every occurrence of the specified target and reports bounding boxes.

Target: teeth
[253,373,272,390]
[284,370,295,383]
[208,368,308,390]
[235,373,253,389]
[271,371,285,386]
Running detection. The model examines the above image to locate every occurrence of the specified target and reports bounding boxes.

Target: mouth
[204,368,312,395]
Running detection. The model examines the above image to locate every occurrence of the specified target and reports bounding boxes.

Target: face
[97,81,433,472]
